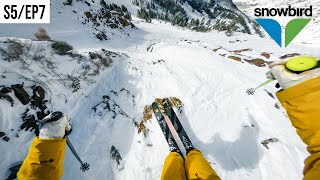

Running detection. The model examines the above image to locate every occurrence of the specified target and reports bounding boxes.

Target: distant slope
[133,0,264,36]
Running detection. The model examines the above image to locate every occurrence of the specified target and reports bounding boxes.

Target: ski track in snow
[1,1,320,180]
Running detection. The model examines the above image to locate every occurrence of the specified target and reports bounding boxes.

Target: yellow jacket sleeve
[17,137,67,180]
[277,76,320,180]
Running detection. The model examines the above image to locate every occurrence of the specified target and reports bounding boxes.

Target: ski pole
[37,112,90,172]
[246,79,274,95]
[247,56,319,95]
[66,137,90,172]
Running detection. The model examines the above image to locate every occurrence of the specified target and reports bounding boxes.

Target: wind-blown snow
[1,1,320,180]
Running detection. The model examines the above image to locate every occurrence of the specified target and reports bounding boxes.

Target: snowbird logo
[256,18,311,48]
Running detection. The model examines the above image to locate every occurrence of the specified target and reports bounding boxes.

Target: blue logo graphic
[256,18,311,48]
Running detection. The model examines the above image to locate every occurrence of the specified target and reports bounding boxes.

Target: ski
[162,99,194,152]
[151,102,182,154]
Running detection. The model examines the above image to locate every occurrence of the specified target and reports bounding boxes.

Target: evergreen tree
[137,8,152,23]
[100,0,107,9]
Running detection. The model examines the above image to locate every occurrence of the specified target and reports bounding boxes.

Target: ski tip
[162,99,170,108]
[151,102,160,112]
[151,102,159,109]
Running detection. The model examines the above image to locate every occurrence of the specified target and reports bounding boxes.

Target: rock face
[85,3,135,38]
[245,58,266,67]
[11,84,30,105]
[0,92,14,106]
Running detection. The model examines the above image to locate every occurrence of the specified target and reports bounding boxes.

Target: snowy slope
[234,0,320,47]
[133,0,264,36]
[1,1,320,180]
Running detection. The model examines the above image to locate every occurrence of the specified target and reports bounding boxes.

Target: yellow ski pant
[161,149,221,180]
[17,137,66,180]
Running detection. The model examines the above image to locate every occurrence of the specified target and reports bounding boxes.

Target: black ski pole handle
[37,112,63,124]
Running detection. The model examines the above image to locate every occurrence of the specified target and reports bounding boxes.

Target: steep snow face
[1,1,320,180]
[234,0,320,47]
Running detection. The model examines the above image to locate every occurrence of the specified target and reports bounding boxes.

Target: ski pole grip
[46,112,63,122]
[38,112,63,124]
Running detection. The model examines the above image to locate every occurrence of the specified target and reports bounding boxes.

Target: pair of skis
[152,99,194,156]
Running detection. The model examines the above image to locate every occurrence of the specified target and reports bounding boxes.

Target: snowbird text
[255,6,313,17]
